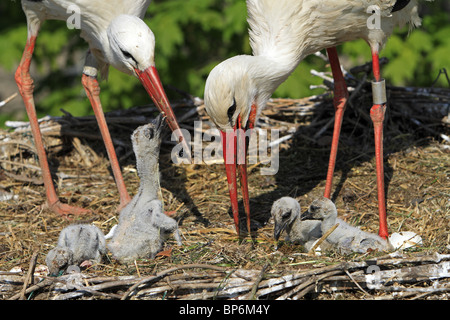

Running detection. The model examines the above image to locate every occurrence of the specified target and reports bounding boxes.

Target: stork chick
[46,224,106,276]
[271,197,322,251]
[301,197,392,254]
[108,116,182,262]
[109,200,182,261]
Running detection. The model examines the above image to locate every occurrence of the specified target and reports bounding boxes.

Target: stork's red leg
[324,47,349,199]
[370,51,389,239]
[15,34,90,216]
[81,73,131,211]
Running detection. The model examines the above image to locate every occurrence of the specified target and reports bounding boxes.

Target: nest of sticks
[3,252,450,300]
[0,60,449,300]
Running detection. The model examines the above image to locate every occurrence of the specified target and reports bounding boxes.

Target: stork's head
[271,197,301,241]
[45,246,73,276]
[301,197,336,222]
[108,15,155,76]
[204,56,259,132]
[107,15,188,152]
[131,114,165,157]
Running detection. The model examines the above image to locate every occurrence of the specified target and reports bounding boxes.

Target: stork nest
[0,64,449,301]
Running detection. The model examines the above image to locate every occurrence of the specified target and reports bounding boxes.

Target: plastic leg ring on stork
[371,79,387,105]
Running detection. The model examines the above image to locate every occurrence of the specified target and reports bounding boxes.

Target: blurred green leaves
[0,24,27,70]
[146,0,252,98]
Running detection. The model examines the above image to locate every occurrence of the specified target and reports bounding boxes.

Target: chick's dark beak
[274,220,289,241]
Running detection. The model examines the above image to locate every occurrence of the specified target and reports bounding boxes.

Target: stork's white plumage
[204,0,425,237]
[24,0,153,77]
[16,0,187,216]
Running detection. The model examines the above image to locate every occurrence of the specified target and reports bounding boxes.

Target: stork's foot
[47,200,91,216]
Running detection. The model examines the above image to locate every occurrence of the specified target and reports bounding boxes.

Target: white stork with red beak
[15,0,188,216]
[204,0,425,238]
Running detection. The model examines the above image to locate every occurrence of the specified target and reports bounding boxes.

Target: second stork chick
[301,197,392,254]
[108,115,182,262]
[109,199,182,261]
[271,197,322,251]
[46,224,106,276]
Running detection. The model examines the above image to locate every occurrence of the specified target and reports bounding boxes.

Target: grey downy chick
[108,115,165,247]
[121,114,165,219]
[109,200,182,261]
[271,197,322,251]
[46,224,106,276]
[301,197,392,254]
[108,116,182,262]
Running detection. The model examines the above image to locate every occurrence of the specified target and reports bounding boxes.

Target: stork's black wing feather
[392,0,411,13]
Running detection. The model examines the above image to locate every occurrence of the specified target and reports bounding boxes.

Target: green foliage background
[0,0,448,126]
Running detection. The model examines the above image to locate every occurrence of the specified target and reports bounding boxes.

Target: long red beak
[136,66,190,158]
[221,115,253,236]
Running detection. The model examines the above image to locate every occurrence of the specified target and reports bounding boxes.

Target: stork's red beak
[136,66,190,157]
[221,107,256,236]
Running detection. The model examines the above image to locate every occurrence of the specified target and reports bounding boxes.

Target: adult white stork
[15,0,188,216]
[204,0,424,238]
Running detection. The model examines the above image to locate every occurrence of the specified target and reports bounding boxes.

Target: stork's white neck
[236,54,297,109]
